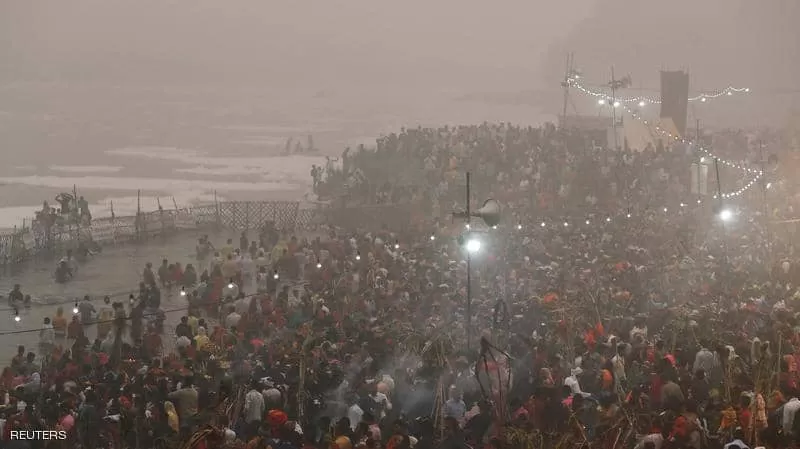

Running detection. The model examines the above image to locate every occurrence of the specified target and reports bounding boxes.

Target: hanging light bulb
[129,294,135,305]
[429,234,435,241]
[563,222,569,227]
[316,259,322,269]
[613,101,620,108]
[598,99,606,105]
[180,287,186,296]
[701,97,707,102]
[626,213,631,218]
[228,279,235,289]
[72,301,79,314]
[465,223,470,230]
[540,222,546,227]
[516,223,522,230]
[491,225,497,230]
[273,270,279,280]
[356,252,361,261]
[585,219,590,225]
[13,309,20,322]
[638,101,646,107]
[394,240,400,249]
[606,217,611,222]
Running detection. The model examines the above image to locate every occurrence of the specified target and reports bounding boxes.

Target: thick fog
[0,0,797,123]
[0,0,596,91]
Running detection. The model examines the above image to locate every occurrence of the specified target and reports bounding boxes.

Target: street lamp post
[452,172,500,352]
[466,172,472,352]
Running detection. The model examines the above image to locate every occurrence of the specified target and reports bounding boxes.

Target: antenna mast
[560,53,574,129]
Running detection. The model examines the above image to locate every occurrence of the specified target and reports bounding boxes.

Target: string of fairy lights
[565,74,764,200]
[567,75,751,105]
[0,74,766,326]
[612,99,764,199]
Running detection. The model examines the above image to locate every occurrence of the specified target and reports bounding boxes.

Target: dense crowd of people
[2,121,800,449]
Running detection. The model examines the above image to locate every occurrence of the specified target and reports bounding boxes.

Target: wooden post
[136,189,142,240]
[157,197,164,237]
[110,201,116,244]
[214,190,221,228]
[72,185,80,245]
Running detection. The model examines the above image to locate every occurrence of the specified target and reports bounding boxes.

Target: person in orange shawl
[267,409,288,432]
[331,436,352,449]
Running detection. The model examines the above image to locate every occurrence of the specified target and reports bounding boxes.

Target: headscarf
[334,436,352,449]
[164,401,179,433]
[194,327,210,350]
[267,409,288,429]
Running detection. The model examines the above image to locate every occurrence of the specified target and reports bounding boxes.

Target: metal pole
[696,120,702,196]
[759,141,773,269]
[611,67,619,151]
[714,157,729,266]
[466,172,472,352]
[561,53,572,129]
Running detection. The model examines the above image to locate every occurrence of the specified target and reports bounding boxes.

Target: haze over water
[0,0,796,228]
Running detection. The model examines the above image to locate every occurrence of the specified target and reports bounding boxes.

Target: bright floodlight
[613,101,620,108]
[720,209,733,221]
[466,239,481,254]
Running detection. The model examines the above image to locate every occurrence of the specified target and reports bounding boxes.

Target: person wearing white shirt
[224,307,242,329]
[235,296,250,315]
[255,250,269,270]
[564,368,584,396]
[347,402,364,431]
[783,397,800,435]
[39,318,56,354]
[241,253,255,288]
[611,344,627,392]
[723,429,750,449]
[176,336,191,349]
[372,391,392,419]
[634,433,663,449]
[723,440,749,449]
[243,382,265,439]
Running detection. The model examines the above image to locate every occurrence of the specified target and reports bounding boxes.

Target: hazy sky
[0,0,596,90]
[1,0,797,122]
